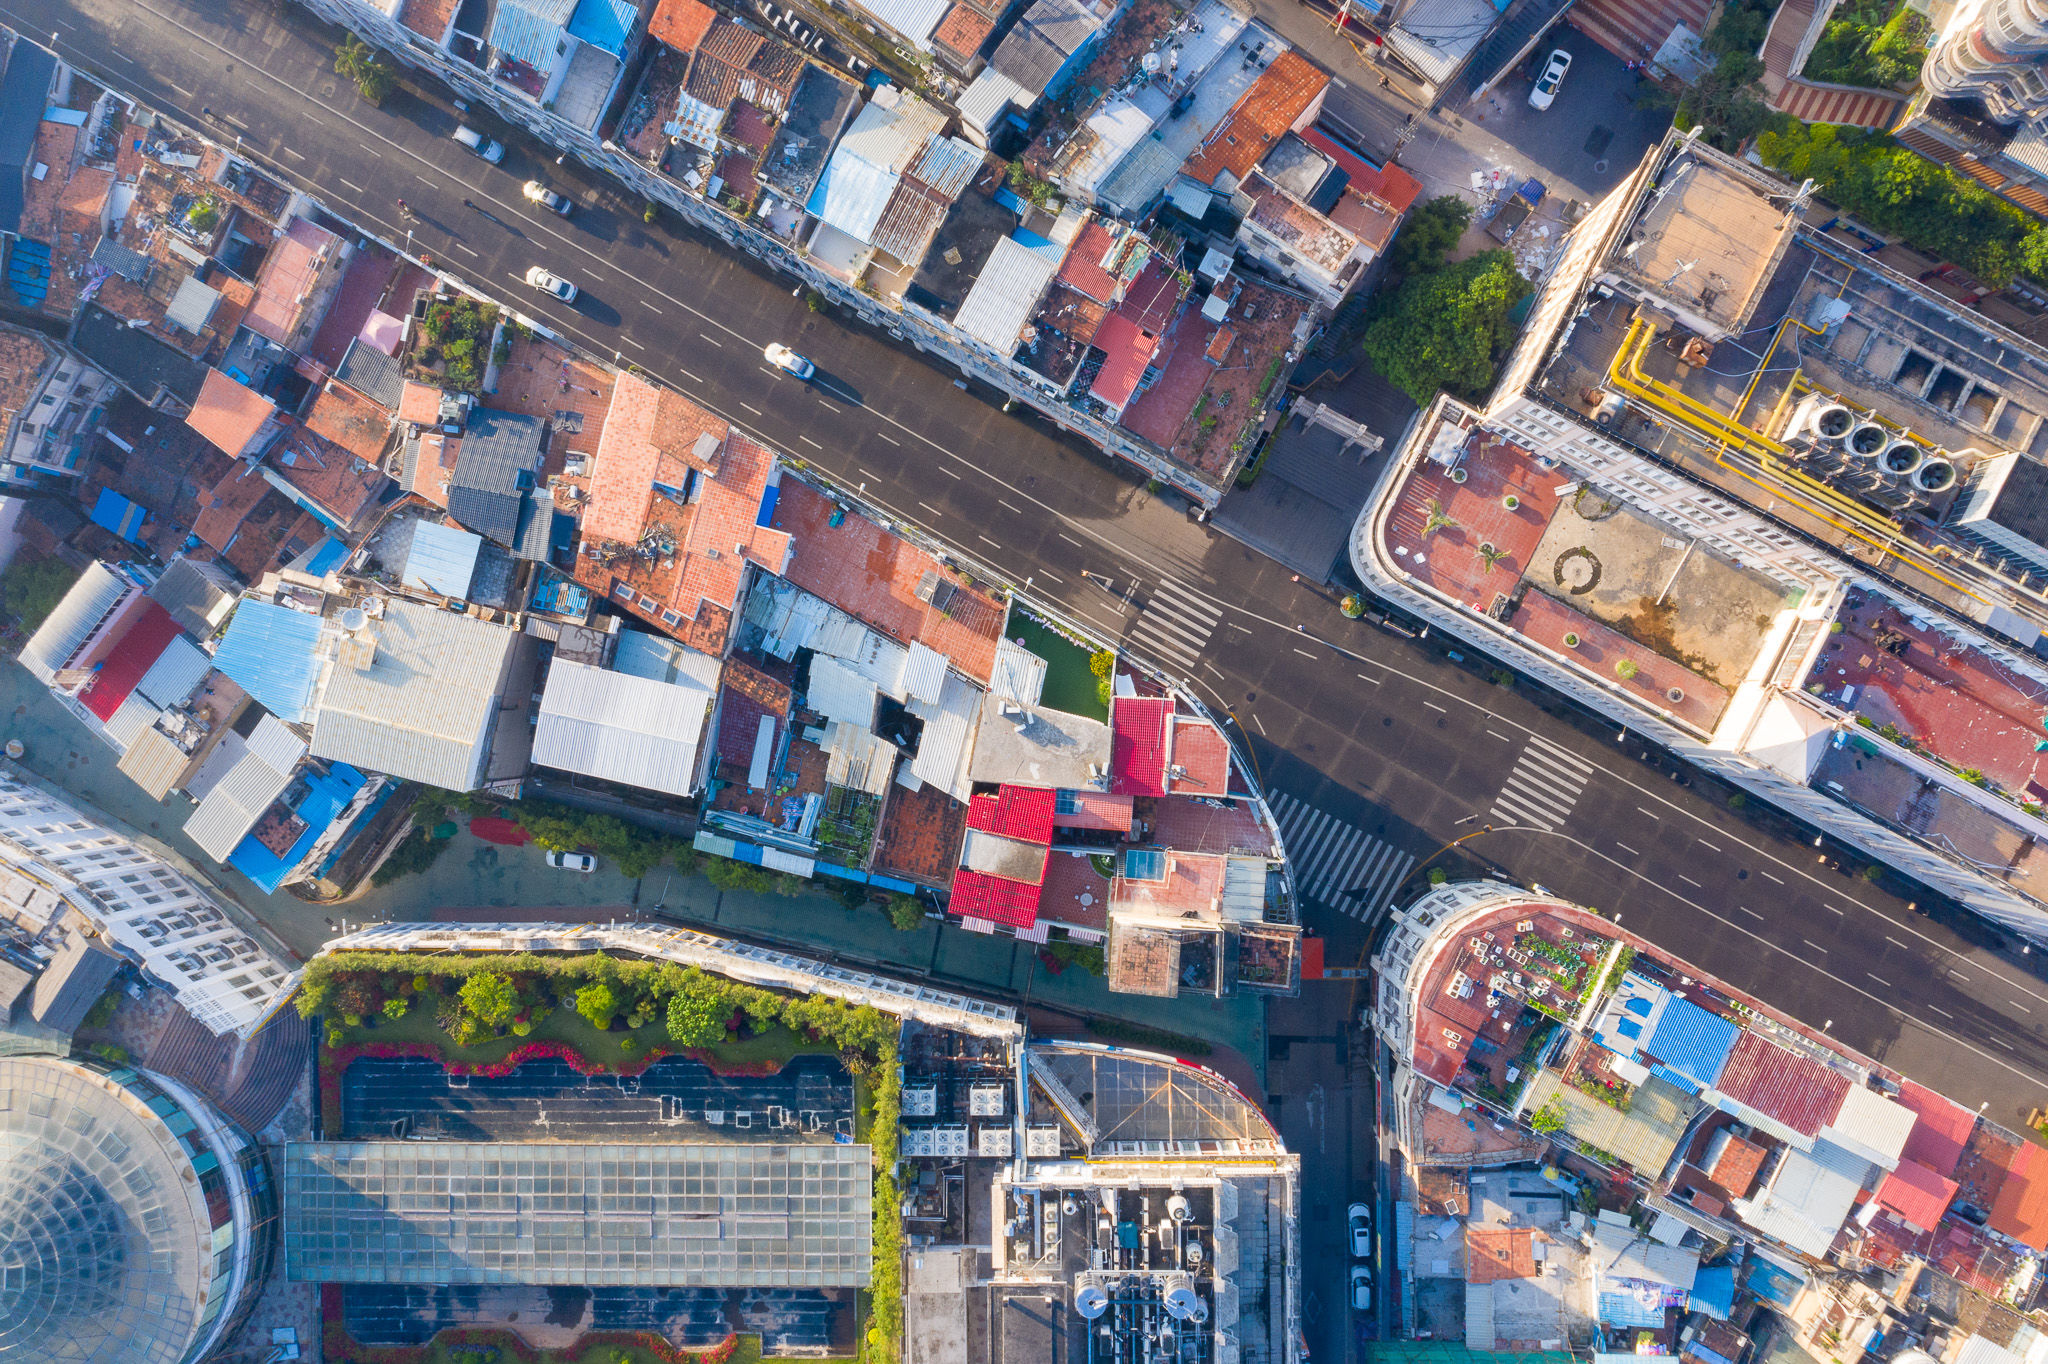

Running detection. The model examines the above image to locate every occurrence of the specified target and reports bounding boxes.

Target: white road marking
[999,500,1024,515]
[1269,792,1416,921]
[978,535,1001,548]
[640,300,662,312]
[1423,701,1446,713]
[1737,906,1763,920]
[358,142,382,157]
[1761,871,1784,884]
[337,176,366,193]
[1614,842,1640,856]
[1802,939,1828,954]
[1929,1005,1954,1020]
[918,502,942,515]
[1058,533,1083,548]
[451,242,478,257]
[938,466,960,479]
[800,435,821,448]
[279,145,303,159]
[1357,672,1380,685]
[1038,570,1063,584]
[677,369,702,383]
[740,403,761,415]
[1886,936,1910,950]
[620,336,645,349]
[1125,578,1225,677]
[1697,839,1720,851]
[1294,648,1317,659]
[698,333,723,347]
[1678,874,1701,887]
[875,433,900,445]
[1868,973,1891,988]
[1637,806,1661,819]
[1490,736,1595,833]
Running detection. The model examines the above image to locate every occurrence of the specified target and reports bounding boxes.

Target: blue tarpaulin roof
[1688,1266,1737,1321]
[305,536,349,577]
[568,0,637,55]
[90,489,148,543]
[211,600,325,722]
[229,762,366,893]
[1643,996,1739,1093]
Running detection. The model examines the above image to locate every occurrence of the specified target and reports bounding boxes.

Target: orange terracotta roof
[777,477,1007,683]
[114,121,149,181]
[245,218,341,345]
[584,371,729,544]
[650,0,718,52]
[1991,1137,2048,1250]
[303,381,392,463]
[1167,715,1231,795]
[270,430,388,528]
[185,369,277,458]
[1110,848,1225,918]
[193,462,274,551]
[1706,1131,1767,1198]
[934,3,996,56]
[1057,221,1123,302]
[1182,51,1327,187]
[399,380,445,425]
[674,431,790,623]
[402,0,460,41]
[1467,1227,1538,1284]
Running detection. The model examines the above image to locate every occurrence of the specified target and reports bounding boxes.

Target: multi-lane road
[20,0,2048,1125]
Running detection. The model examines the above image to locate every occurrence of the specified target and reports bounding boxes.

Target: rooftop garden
[321,1299,776,1364]
[411,297,501,393]
[1801,0,1930,89]
[302,950,905,1364]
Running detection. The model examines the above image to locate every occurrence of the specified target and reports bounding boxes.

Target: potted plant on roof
[1341,594,1364,619]
[1503,493,1520,511]
[1422,499,1457,536]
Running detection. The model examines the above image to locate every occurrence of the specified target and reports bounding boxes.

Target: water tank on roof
[340,608,368,633]
[1076,1285,1109,1319]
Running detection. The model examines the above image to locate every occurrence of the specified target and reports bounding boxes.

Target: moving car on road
[525,266,578,303]
[546,851,597,872]
[1350,1265,1373,1311]
[1528,48,1571,109]
[453,124,505,163]
[523,180,573,215]
[764,342,816,379]
[1348,1203,1373,1258]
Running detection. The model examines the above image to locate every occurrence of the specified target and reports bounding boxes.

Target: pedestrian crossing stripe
[1489,736,1595,833]
[1268,791,1417,923]
[1126,577,1224,675]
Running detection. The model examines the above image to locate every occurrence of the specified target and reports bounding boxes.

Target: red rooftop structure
[77,603,182,722]
[1110,696,1172,796]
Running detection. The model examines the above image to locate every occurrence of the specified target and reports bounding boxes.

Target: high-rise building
[1923,0,2048,123]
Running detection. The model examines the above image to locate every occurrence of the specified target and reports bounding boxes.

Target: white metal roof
[184,746,295,862]
[403,520,483,601]
[988,637,1046,706]
[902,641,948,705]
[1818,1085,1915,1171]
[102,689,161,751]
[908,671,981,799]
[530,658,713,797]
[959,68,1030,136]
[247,712,309,772]
[1737,1147,1859,1259]
[955,236,1060,353]
[310,601,519,791]
[116,726,189,801]
[808,654,881,727]
[20,562,128,683]
[135,634,210,708]
[824,719,894,795]
[164,275,221,334]
[855,0,950,50]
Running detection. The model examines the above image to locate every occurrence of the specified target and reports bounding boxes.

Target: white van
[453,124,505,164]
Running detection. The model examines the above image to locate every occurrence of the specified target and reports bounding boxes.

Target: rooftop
[531,657,715,796]
[1179,50,1327,189]
[1607,150,1794,339]
[184,368,277,460]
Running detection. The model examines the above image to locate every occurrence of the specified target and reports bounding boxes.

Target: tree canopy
[0,557,80,633]
[458,972,518,1027]
[1361,250,1532,408]
[1387,196,1471,278]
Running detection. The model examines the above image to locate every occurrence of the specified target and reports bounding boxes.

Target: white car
[1528,48,1572,110]
[1348,1203,1373,1258]
[1351,1265,1374,1312]
[525,266,577,303]
[546,851,596,872]
[453,124,505,163]
[764,342,816,379]
[523,180,574,215]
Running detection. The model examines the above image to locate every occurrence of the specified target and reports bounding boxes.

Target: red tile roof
[1057,221,1123,303]
[1992,1138,2048,1250]
[185,369,276,459]
[1876,1159,1960,1232]
[1713,1031,1849,1139]
[1169,716,1230,795]
[1087,312,1156,410]
[950,867,1042,928]
[77,603,182,722]
[399,381,445,425]
[933,3,996,57]
[1466,1227,1538,1284]
[1899,1079,1977,1178]
[1110,849,1225,918]
[245,218,340,346]
[1181,51,1328,187]
[1705,1130,1766,1197]
[968,785,1057,843]
[1052,789,1133,831]
[1110,696,1171,796]
[1302,126,1421,214]
[302,381,392,464]
[1037,850,1110,932]
[649,0,718,52]
[402,0,461,40]
[1114,259,1184,334]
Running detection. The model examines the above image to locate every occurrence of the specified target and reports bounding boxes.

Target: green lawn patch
[1006,612,1108,720]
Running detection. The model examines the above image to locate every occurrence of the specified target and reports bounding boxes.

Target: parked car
[523,180,573,215]
[453,124,505,163]
[1350,1265,1374,1312]
[764,342,816,379]
[1348,1203,1373,1258]
[1528,48,1571,110]
[546,851,597,872]
[525,266,577,303]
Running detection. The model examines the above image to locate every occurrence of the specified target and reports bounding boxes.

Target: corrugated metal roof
[404,520,483,600]
[1711,1031,1849,1145]
[1819,1085,1915,1171]
[310,601,518,791]
[490,0,576,68]
[185,747,295,862]
[668,92,727,150]
[857,0,951,48]
[909,671,980,798]
[20,562,128,684]
[808,654,881,726]
[1741,1147,1858,1258]
[954,236,1059,352]
[164,274,221,333]
[117,725,189,800]
[248,712,309,772]
[959,68,1031,134]
[530,658,713,797]
[135,635,210,708]
[103,689,161,751]
[824,719,894,795]
[989,638,1045,706]
[211,600,326,723]
[810,143,900,244]
[902,641,948,704]
[1641,995,1738,1094]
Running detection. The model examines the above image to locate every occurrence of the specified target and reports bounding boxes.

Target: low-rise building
[0,324,116,483]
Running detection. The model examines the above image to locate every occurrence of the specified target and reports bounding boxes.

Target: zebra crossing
[1488,736,1596,832]
[1268,791,1418,922]
[1125,578,1224,676]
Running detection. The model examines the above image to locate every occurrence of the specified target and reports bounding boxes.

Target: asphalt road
[24,0,2048,1129]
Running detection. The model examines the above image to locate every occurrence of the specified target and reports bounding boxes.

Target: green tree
[334,34,395,104]
[576,980,620,1030]
[884,894,925,931]
[459,972,518,1028]
[0,556,80,632]
[667,986,730,1046]
[1361,251,1532,407]
[1387,195,1471,277]
[1531,1099,1568,1134]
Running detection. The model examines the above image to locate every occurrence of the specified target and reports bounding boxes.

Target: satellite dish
[340,608,368,632]
[1164,1286,1201,1320]
[1076,1286,1109,1319]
